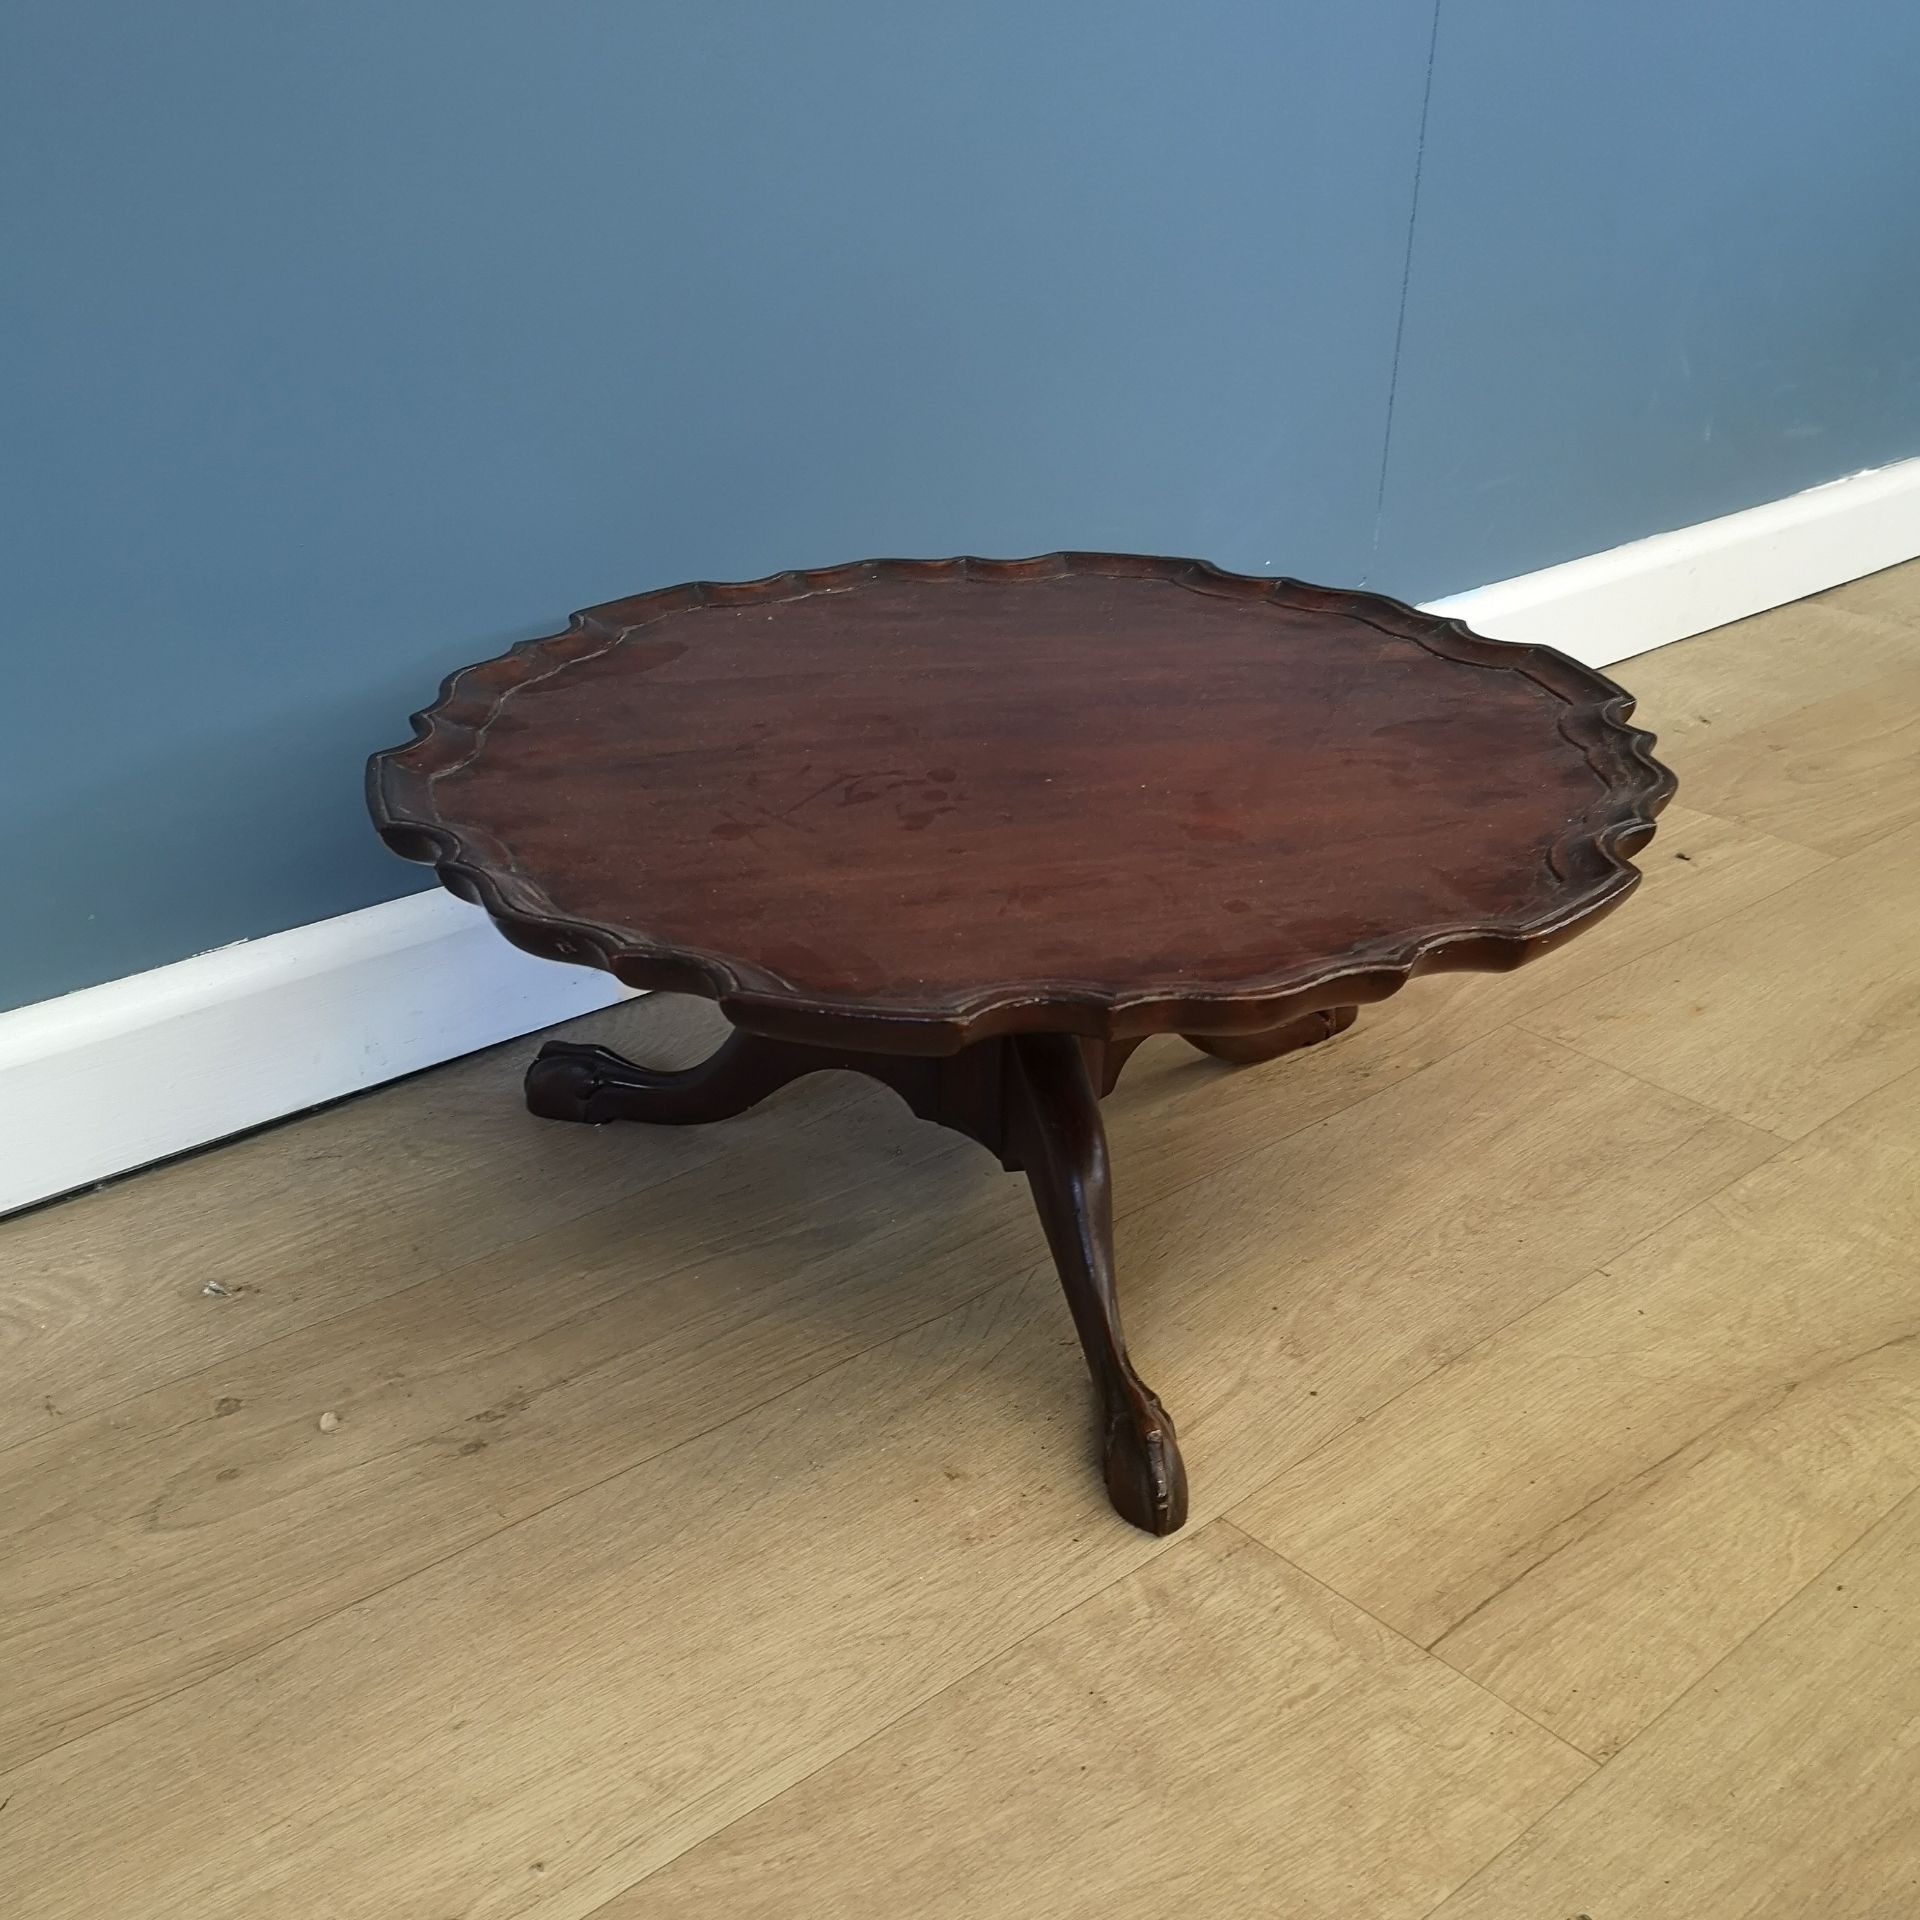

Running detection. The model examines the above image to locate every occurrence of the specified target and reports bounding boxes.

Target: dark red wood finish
[369,554,1673,1534]
[368,554,1672,1053]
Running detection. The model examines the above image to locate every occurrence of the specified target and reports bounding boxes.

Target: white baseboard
[0,891,629,1215]
[1425,455,1920,664]
[6,457,1917,1215]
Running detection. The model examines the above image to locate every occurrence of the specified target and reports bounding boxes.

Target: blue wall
[4,2,1917,1012]
[1376,2,1920,592]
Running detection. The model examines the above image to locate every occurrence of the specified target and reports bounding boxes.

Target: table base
[524,1006,1358,1533]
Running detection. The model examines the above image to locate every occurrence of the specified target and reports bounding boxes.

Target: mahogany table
[367,554,1673,1534]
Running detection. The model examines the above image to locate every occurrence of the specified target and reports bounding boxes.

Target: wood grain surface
[369,555,1672,1048]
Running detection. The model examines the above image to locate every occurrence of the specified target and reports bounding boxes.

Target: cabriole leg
[524,1031,833,1125]
[1004,1032,1189,1535]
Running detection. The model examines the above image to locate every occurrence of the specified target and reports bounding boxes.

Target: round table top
[368,554,1673,1051]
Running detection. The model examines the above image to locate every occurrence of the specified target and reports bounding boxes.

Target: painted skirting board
[1422,456,1920,665]
[5,454,1918,1215]
[0,892,631,1216]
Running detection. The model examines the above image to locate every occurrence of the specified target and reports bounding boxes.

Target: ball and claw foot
[524,1041,633,1123]
[1104,1390,1190,1535]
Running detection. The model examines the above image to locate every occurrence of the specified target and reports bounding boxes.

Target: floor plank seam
[1410,1481,1920,1920]
[1210,1519,1604,1771]
[1213,1259,1624,1547]
[1532,1015,1920,1158]
[1746,1051,1920,1156]
[1596,1482,1920,1759]
[1520,1023,1799,1145]
[1408,1379,1849,1732]
[1215,1211,1685,1551]
[1405,1758,1599,1920]
[1415,1363,1838,1672]
[571,1525,1206,1916]
[1210,1087,1835,1663]
[1825,814,1920,864]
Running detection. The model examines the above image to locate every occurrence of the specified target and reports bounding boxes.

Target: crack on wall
[1360,0,1443,589]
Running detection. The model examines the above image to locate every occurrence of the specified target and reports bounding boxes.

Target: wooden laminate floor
[6,562,1920,1918]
